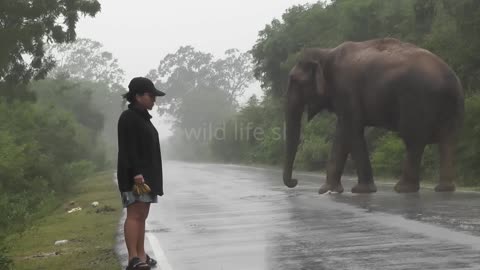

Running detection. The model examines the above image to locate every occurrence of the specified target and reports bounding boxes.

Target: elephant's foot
[318,182,344,194]
[394,181,419,193]
[351,182,377,194]
[284,178,298,188]
[434,182,455,192]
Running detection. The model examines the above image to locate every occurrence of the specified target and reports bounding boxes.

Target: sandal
[126,257,150,270]
[146,254,158,267]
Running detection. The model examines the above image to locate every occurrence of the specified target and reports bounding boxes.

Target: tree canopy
[251,0,480,98]
[46,38,125,91]
[148,46,253,128]
[0,0,101,100]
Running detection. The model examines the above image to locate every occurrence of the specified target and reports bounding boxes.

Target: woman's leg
[137,202,151,261]
[124,202,150,261]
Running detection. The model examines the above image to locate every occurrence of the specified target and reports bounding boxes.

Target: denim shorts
[121,191,158,208]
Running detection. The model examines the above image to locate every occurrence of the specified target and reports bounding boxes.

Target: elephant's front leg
[350,128,377,193]
[319,124,349,194]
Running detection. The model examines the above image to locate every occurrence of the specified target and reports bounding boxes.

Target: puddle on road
[146,228,171,233]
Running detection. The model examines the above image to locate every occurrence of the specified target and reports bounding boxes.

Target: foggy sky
[76,0,319,138]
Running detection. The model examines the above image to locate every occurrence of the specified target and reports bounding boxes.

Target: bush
[456,94,480,185]
[371,132,440,180]
[0,88,109,257]
[59,160,97,192]
[0,245,12,270]
[0,130,28,192]
[295,114,335,171]
[371,133,405,177]
[252,127,285,164]
[297,135,330,170]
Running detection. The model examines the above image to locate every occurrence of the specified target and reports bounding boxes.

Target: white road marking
[146,222,173,270]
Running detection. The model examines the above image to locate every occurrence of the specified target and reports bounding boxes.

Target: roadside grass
[7,171,122,270]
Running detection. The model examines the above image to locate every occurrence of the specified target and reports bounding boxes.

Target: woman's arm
[118,113,143,177]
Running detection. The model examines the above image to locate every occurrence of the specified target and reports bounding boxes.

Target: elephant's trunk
[283,90,304,188]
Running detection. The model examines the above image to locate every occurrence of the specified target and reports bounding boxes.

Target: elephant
[282,38,464,194]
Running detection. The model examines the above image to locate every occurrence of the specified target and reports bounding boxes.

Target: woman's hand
[133,174,145,184]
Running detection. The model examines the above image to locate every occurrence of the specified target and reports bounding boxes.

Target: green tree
[43,39,126,166]
[211,48,254,105]
[0,99,97,243]
[251,2,337,98]
[150,46,253,118]
[0,0,101,100]
[149,46,253,160]
[32,78,121,168]
[33,79,105,137]
[46,38,125,91]
[148,46,217,121]
[438,0,480,92]
[0,0,101,82]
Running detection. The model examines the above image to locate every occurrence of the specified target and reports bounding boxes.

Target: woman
[117,77,165,270]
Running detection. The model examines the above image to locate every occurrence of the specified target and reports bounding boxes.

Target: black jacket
[116,104,163,195]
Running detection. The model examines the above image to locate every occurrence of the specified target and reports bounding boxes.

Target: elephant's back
[335,38,462,97]
[331,38,464,136]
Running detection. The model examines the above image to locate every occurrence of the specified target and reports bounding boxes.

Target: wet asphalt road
[116,161,480,270]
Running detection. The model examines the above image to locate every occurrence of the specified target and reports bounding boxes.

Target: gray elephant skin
[283,38,464,194]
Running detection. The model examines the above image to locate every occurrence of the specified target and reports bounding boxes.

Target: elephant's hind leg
[350,128,377,194]
[435,136,456,192]
[394,142,425,193]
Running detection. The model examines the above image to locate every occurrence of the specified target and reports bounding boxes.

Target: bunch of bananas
[133,182,152,195]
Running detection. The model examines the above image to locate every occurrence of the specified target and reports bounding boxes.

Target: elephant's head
[283,50,330,188]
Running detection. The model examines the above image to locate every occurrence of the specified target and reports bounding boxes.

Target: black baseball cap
[128,77,165,97]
